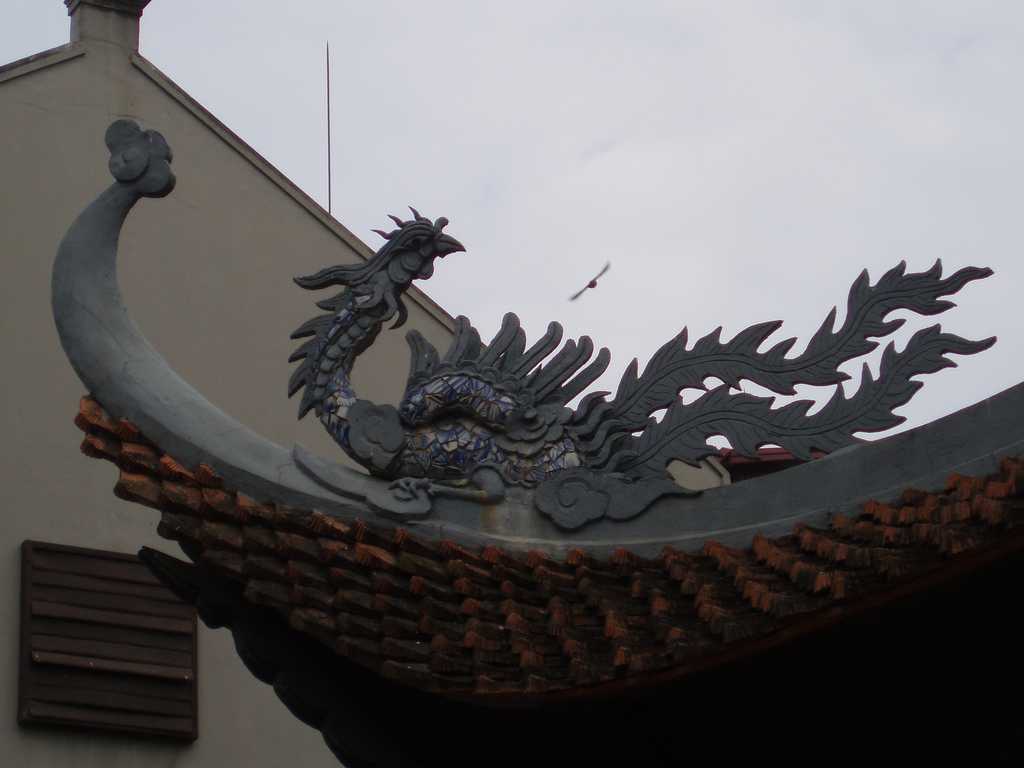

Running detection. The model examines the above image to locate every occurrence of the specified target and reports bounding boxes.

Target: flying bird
[569,261,611,301]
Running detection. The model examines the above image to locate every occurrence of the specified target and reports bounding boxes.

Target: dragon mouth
[413,233,464,278]
[434,233,465,257]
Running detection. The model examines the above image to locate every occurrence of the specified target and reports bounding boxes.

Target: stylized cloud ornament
[105,119,176,197]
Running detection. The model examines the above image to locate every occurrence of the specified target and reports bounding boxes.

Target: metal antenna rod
[326,41,332,215]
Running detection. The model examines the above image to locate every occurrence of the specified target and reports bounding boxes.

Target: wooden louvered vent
[19,541,197,740]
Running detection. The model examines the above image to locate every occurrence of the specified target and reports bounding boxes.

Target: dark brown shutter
[19,541,197,740]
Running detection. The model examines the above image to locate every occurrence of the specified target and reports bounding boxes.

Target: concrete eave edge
[0,43,86,85]
[129,53,455,333]
[65,0,151,15]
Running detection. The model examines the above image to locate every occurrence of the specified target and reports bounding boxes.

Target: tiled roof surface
[76,396,1024,700]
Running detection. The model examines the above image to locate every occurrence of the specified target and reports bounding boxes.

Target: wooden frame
[19,541,198,740]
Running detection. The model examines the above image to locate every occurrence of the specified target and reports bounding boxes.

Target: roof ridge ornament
[52,120,997,538]
[290,197,995,530]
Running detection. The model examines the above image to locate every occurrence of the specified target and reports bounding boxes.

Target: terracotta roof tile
[75,395,1024,700]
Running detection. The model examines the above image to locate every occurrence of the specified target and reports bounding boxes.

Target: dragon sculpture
[51,118,1018,768]
[288,210,994,530]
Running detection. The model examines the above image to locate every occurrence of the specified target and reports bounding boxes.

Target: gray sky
[6,0,1023,441]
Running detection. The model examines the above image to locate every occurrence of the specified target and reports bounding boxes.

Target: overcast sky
[6,1,1023,441]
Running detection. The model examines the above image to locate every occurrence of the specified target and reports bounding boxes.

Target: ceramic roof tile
[75,395,1024,700]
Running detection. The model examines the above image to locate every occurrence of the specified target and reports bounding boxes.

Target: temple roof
[76,395,1024,701]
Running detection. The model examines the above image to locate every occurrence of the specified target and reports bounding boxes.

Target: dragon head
[294,208,463,328]
[371,208,466,283]
[289,209,464,421]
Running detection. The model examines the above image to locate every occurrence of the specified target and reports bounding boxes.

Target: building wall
[0,10,451,767]
[667,456,730,490]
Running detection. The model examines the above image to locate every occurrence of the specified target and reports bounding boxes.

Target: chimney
[65,1,152,50]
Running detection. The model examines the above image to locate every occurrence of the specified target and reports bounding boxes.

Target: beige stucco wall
[667,456,730,490]
[0,7,451,766]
